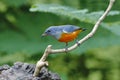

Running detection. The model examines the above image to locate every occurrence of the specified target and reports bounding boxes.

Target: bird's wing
[61,25,80,33]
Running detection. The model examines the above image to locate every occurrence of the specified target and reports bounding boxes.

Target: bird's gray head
[41,26,62,39]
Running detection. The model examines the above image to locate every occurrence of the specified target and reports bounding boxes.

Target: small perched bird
[42,25,86,47]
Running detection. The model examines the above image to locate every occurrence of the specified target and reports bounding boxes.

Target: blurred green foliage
[0,0,120,80]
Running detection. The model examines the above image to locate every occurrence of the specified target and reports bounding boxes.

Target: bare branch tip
[48,45,52,47]
[45,61,49,66]
[46,45,52,50]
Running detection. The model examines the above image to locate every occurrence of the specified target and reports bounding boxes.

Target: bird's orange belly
[58,30,81,42]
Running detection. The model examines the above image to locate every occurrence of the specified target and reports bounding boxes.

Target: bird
[42,25,86,49]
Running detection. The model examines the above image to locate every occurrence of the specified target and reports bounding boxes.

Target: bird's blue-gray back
[57,25,80,33]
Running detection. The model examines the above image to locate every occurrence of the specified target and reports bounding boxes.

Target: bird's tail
[79,28,87,31]
[82,28,87,31]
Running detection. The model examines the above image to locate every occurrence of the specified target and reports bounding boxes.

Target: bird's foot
[76,40,80,46]
[64,42,69,53]
[65,47,68,53]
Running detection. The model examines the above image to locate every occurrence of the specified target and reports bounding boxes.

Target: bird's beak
[41,33,47,37]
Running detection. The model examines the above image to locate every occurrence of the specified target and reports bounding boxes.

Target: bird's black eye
[47,30,51,32]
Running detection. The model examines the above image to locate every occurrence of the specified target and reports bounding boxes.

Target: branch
[33,0,115,77]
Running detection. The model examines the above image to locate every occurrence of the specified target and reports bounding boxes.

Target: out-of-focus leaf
[0,1,7,12]
[0,12,63,54]
[30,4,120,23]
[1,0,28,7]
[101,22,120,36]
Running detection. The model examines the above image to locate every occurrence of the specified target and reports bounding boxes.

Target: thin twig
[33,0,115,77]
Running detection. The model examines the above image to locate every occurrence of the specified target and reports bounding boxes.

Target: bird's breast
[58,30,82,42]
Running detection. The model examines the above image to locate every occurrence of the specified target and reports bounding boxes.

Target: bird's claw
[65,47,68,53]
[76,40,80,46]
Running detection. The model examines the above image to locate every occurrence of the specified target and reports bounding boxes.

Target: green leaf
[0,12,64,54]
[1,0,28,7]
[30,4,120,23]
[101,22,120,36]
